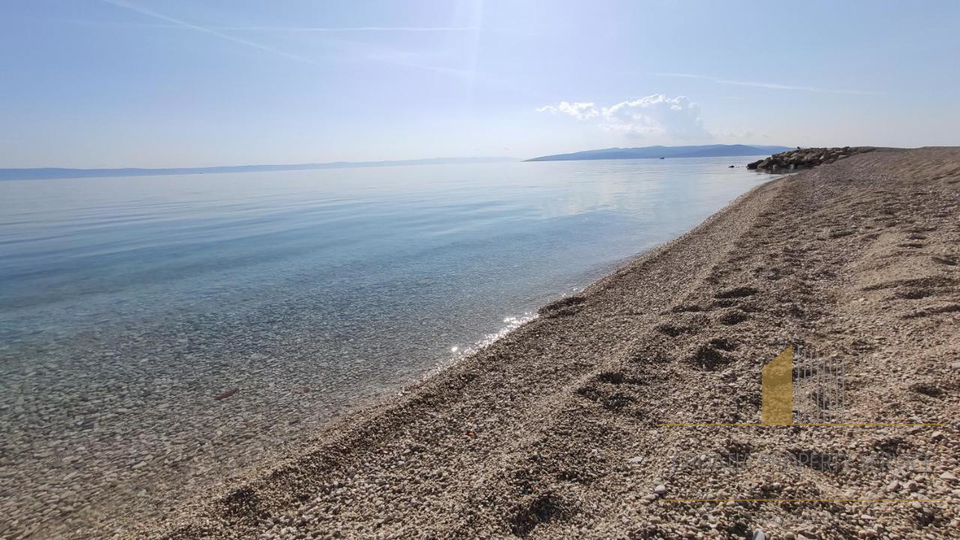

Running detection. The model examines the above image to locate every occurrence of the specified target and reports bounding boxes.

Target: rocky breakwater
[747,146,875,172]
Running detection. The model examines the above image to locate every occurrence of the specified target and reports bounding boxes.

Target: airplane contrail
[100,0,324,66]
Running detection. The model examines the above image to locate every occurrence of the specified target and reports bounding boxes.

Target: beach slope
[145,148,960,539]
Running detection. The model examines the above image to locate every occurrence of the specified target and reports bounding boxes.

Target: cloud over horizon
[536,101,599,120]
[537,94,710,140]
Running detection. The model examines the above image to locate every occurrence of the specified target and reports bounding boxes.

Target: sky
[1,0,959,168]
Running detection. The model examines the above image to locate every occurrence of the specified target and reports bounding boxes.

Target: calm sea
[0,157,773,528]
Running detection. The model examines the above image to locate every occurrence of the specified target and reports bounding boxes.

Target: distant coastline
[0,156,519,181]
[526,144,791,162]
[1,145,796,181]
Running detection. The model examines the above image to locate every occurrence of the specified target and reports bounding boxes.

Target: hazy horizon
[2,1,959,168]
[0,143,798,174]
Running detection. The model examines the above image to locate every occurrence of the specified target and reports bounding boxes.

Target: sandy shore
[119,148,960,538]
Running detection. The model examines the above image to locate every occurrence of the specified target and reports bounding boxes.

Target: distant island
[0,156,518,181]
[526,144,792,162]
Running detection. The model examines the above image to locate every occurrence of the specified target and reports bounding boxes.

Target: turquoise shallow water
[0,157,777,404]
[0,156,775,530]
[0,157,770,358]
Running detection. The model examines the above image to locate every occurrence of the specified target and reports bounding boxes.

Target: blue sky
[2,0,959,167]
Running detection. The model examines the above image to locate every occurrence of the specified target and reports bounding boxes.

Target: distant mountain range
[526,145,792,162]
[0,156,518,181]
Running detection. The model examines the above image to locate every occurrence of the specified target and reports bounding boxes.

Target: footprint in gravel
[510,493,564,537]
[216,486,267,521]
[576,384,635,411]
[708,337,738,351]
[596,371,624,385]
[829,229,856,239]
[873,437,909,455]
[688,342,734,371]
[763,266,787,281]
[894,288,936,300]
[714,286,759,299]
[904,304,960,319]
[538,296,586,318]
[913,508,942,528]
[719,310,749,326]
[909,382,944,398]
[720,441,753,462]
[656,323,695,337]
[864,276,957,291]
[595,370,647,386]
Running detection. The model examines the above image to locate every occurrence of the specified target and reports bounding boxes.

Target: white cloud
[601,95,708,139]
[538,94,710,140]
[536,101,599,120]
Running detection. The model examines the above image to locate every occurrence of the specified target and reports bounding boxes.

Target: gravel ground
[9,148,960,539]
